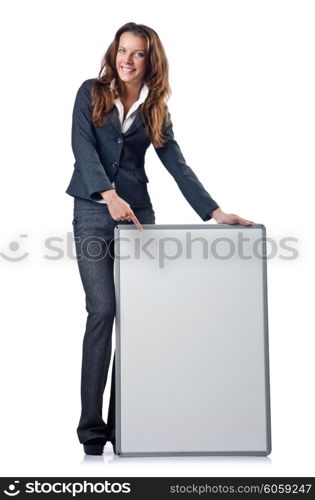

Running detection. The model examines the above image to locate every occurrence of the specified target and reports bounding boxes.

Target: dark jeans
[72,196,156,445]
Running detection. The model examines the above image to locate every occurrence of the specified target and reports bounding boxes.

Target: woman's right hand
[101,190,143,231]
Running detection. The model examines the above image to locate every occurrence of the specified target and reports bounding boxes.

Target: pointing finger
[130,212,143,231]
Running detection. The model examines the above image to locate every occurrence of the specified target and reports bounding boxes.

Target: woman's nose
[123,54,133,65]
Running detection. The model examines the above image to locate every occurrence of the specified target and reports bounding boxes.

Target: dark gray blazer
[65,79,219,221]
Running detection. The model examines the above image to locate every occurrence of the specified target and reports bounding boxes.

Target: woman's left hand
[210,207,254,226]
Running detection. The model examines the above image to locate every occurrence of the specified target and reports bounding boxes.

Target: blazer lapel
[122,109,144,137]
[107,106,121,134]
[107,106,144,137]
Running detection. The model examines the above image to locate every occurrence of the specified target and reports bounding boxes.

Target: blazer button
[112,162,118,167]
[117,138,123,144]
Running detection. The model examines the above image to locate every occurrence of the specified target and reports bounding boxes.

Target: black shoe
[83,438,106,455]
[110,437,116,453]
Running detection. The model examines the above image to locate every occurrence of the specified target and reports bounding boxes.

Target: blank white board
[114,224,271,457]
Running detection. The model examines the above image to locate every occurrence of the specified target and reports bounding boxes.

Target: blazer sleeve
[153,116,220,221]
[71,80,114,199]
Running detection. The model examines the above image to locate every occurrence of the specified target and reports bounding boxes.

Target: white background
[0,0,314,477]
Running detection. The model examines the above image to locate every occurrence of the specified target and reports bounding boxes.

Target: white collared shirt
[95,81,149,204]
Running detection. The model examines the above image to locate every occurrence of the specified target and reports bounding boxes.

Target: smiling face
[115,31,147,89]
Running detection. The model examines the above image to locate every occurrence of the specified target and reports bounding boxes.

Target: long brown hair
[91,22,171,147]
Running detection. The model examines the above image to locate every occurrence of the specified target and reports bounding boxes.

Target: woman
[66,22,254,455]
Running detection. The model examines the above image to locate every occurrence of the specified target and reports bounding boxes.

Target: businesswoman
[66,22,253,455]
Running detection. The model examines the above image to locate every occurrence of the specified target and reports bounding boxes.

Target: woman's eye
[118,48,144,56]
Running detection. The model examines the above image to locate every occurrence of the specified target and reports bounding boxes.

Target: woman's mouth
[120,66,135,74]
